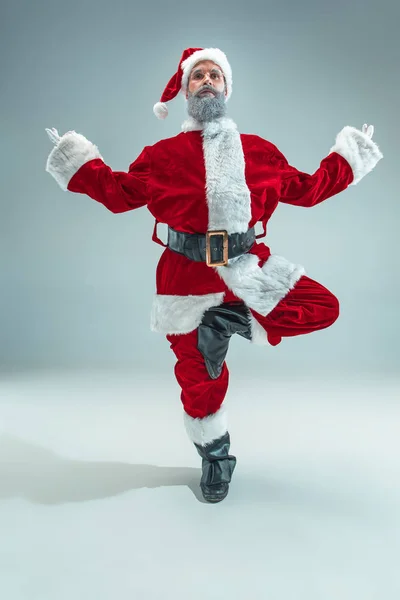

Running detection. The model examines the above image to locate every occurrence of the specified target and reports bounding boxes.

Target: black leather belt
[167,227,256,266]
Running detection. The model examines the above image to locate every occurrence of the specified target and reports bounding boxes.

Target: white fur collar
[181,116,238,134]
[202,116,251,235]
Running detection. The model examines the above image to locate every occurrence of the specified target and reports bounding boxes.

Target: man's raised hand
[45,127,75,145]
[362,123,374,139]
[45,127,61,144]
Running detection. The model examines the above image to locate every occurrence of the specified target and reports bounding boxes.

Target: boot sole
[201,486,229,503]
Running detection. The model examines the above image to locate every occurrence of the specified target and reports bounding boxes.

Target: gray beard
[186,86,227,123]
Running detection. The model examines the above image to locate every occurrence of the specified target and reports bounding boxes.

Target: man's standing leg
[166,302,251,503]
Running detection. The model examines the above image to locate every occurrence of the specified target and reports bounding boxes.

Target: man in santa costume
[45,47,383,503]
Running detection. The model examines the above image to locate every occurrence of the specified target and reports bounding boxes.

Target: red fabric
[166,275,339,418]
[67,148,150,214]
[167,329,230,419]
[160,47,203,103]
[67,132,353,299]
[250,274,340,346]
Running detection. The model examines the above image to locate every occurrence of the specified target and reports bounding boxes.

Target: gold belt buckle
[205,230,229,267]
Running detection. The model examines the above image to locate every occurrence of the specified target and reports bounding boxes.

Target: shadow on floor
[0,434,388,520]
[0,433,207,504]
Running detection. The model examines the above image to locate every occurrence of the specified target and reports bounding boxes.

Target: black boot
[194,432,237,503]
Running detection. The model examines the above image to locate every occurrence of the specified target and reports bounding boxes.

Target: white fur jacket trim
[150,292,225,335]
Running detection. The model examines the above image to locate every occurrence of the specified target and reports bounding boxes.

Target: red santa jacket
[46,116,382,343]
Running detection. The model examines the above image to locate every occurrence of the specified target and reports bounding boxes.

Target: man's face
[186,60,227,98]
[185,60,227,123]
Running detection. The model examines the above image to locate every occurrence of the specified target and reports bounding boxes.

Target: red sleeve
[273,147,354,208]
[67,146,151,213]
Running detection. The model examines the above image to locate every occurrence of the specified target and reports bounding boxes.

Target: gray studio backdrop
[0,0,398,376]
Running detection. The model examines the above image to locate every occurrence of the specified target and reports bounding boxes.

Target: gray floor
[1,370,399,599]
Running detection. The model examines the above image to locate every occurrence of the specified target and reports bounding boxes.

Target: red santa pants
[166,275,339,420]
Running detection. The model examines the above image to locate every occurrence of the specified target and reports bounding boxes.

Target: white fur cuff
[330,126,383,185]
[183,404,228,445]
[45,131,103,191]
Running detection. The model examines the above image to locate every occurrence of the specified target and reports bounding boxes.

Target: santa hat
[153,47,233,120]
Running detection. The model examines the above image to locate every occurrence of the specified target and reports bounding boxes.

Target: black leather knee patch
[197,324,230,380]
[197,303,252,380]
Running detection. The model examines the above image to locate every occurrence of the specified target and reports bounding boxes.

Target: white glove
[45,127,75,145]
[45,127,61,144]
[362,123,374,138]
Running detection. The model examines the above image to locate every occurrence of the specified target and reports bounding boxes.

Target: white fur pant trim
[183,404,228,446]
[216,253,306,317]
[250,315,270,345]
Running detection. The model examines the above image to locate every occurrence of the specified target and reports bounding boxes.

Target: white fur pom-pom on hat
[153,102,169,120]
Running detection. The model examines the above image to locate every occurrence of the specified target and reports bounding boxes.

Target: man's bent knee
[328,293,340,326]
[197,302,252,379]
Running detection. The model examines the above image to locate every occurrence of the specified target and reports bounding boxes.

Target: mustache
[194,85,218,97]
